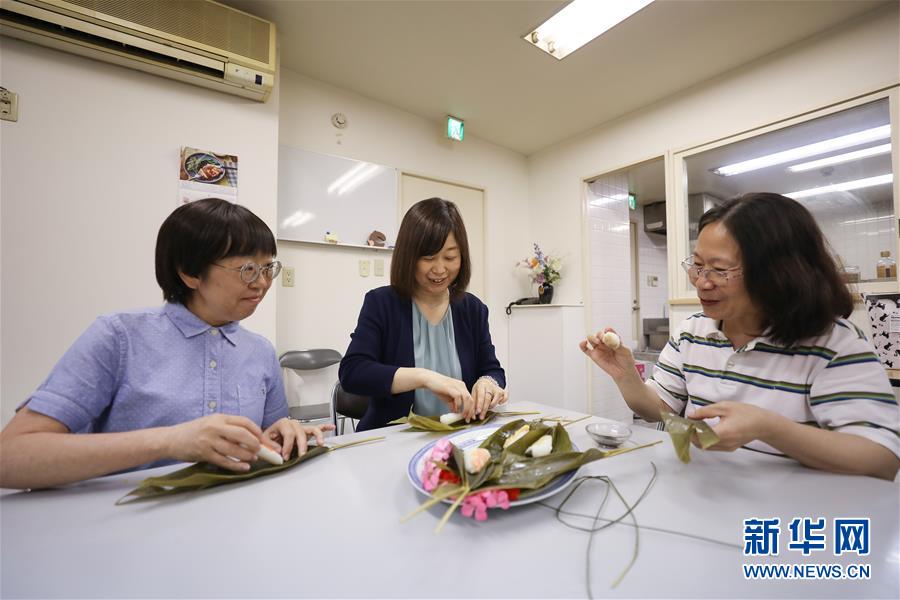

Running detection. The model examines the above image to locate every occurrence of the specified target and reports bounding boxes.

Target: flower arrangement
[518,243,562,286]
[404,419,659,531]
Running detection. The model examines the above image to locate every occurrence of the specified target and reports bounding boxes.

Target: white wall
[0,38,280,426]
[529,3,899,312]
[274,71,531,371]
[528,4,898,412]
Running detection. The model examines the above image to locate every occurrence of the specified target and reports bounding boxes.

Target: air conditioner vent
[0,7,222,76]
[62,0,272,65]
[0,0,275,101]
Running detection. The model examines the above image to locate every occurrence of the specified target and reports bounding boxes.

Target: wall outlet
[373,258,384,277]
[647,275,659,287]
[0,88,19,122]
[282,266,295,287]
[359,260,370,277]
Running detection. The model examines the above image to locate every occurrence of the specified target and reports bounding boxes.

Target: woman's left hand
[263,418,336,460]
[689,401,777,451]
[471,378,508,420]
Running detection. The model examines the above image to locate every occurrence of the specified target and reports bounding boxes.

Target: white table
[2,401,898,598]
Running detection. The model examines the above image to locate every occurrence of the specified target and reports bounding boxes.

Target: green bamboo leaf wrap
[116,445,329,504]
[478,419,530,454]
[660,411,720,463]
[388,410,498,432]
[491,448,609,493]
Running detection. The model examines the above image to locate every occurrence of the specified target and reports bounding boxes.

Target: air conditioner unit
[0,0,276,102]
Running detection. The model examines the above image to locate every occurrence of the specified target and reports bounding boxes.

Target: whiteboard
[277,146,398,247]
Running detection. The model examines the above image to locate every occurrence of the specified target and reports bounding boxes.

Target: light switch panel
[359,260,370,277]
[0,88,19,122]
[282,266,295,287]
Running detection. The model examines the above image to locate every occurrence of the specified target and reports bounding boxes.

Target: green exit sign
[628,193,636,210]
[446,115,464,141]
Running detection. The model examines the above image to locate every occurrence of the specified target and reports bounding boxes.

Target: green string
[536,462,739,597]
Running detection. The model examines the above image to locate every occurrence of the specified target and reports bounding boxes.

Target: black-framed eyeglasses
[680,256,742,286]
[212,260,282,284]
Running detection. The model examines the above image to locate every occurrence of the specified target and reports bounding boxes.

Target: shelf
[277,238,393,252]
[508,303,583,309]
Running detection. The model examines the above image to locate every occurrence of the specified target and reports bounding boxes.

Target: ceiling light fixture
[787,143,892,173]
[785,173,893,199]
[712,124,891,176]
[524,0,654,60]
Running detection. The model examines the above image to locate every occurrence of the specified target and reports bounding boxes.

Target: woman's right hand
[163,414,265,472]
[423,371,475,420]
[579,328,638,383]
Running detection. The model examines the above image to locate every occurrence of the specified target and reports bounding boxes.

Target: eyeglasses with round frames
[212,260,282,284]
[680,256,742,286]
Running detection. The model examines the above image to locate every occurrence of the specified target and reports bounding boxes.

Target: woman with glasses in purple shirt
[0,198,333,490]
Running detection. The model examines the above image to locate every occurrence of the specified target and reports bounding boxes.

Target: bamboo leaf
[392,410,499,432]
[550,422,573,453]
[435,485,469,534]
[116,445,329,505]
[504,421,552,455]
[478,419,528,455]
[660,411,720,463]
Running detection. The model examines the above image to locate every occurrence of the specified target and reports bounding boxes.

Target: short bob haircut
[698,192,852,347]
[155,198,277,304]
[390,197,471,301]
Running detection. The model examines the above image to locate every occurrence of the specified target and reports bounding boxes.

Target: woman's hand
[471,377,508,420]
[263,418,335,460]
[579,328,638,383]
[164,414,265,472]
[424,372,475,420]
[689,402,778,451]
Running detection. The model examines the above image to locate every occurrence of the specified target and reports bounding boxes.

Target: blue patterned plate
[407,424,579,506]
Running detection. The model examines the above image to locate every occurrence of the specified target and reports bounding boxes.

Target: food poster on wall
[178,146,238,204]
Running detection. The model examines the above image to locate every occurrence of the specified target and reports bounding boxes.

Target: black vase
[538,283,554,304]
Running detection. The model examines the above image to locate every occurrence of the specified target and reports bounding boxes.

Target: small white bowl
[585,422,632,448]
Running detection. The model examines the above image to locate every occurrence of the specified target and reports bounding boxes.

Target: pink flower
[421,440,458,492]
[458,489,514,522]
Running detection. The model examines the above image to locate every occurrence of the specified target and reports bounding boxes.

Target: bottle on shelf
[876,250,896,279]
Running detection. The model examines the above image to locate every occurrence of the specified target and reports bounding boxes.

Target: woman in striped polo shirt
[582,192,899,480]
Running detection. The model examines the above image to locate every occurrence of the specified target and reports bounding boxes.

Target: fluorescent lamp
[713,125,891,176]
[788,143,892,172]
[840,215,893,225]
[785,173,893,199]
[525,0,654,60]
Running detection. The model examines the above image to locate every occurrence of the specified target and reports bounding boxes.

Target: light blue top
[412,302,462,416]
[23,302,288,470]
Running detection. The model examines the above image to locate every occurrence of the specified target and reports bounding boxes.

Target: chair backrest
[279,349,343,422]
[279,349,342,371]
[331,381,369,422]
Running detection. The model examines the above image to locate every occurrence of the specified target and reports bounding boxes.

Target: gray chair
[279,349,342,422]
[331,381,369,434]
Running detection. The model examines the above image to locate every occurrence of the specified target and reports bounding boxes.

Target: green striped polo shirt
[647,313,899,459]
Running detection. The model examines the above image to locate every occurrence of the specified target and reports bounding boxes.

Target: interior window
[683,98,894,283]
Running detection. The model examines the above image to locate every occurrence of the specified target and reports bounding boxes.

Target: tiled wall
[811,195,896,282]
[586,174,633,422]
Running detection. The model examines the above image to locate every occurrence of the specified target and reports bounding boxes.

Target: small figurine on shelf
[324,230,340,244]
[367,230,386,247]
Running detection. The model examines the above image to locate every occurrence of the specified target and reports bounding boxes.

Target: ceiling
[221,0,890,156]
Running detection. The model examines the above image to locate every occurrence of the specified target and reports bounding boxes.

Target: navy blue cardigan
[339,286,506,431]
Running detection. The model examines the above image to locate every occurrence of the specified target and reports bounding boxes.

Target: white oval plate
[406,424,579,507]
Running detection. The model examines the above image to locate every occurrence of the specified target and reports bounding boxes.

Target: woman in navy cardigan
[339,198,507,431]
